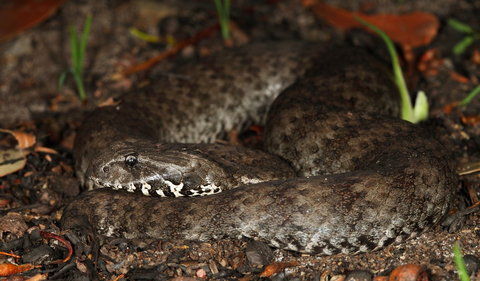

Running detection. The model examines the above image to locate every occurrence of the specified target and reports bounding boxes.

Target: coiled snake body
[61,42,457,255]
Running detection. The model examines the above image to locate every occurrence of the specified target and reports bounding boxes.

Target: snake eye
[125,154,138,168]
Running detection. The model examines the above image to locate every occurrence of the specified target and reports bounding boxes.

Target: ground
[0,0,479,280]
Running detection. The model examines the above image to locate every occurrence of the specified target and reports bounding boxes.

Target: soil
[0,0,479,280]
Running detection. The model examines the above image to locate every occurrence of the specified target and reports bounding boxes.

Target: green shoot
[453,242,470,281]
[58,15,92,100]
[448,19,480,107]
[448,19,480,55]
[129,27,161,43]
[214,0,231,40]
[355,16,428,123]
[459,84,480,107]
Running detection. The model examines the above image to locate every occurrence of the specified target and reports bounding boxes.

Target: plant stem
[453,243,470,281]
[214,0,231,40]
[460,84,480,107]
[354,16,418,123]
[79,15,92,76]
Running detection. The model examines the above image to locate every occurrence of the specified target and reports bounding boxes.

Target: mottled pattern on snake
[61,42,457,255]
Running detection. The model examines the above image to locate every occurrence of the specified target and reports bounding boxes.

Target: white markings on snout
[126,183,135,192]
[200,184,222,195]
[141,181,152,196]
[155,188,166,197]
[165,181,185,197]
[240,176,262,185]
[102,176,223,198]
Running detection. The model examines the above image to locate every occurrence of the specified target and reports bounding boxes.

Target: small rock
[245,240,274,267]
[0,212,28,241]
[388,264,428,281]
[463,255,480,276]
[21,244,55,264]
[271,271,286,281]
[345,270,373,281]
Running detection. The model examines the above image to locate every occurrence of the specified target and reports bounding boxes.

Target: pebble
[463,254,480,276]
[345,270,373,281]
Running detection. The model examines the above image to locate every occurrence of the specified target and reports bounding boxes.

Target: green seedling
[129,27,161,43]
[447,19,480,107]
[453,242,470,281]
[448,18,480,55]
[355,16,428,123]
[459,84,480,107]
[214,0,231,40]
[58,15,92,101]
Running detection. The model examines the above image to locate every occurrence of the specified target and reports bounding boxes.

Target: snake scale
[60,42,457,255]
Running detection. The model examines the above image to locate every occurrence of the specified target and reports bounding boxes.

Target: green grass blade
[460,84,480,107]
[214,0,223,22]
[453,36,474,55]
[58,70,67,92]
[225,0,230,27]
[448,18,475,34]
[71,68,86,100]
[413,91,429,121]
[453,243,471,281]
[79,15,92,76]
[129,27,161,43]
[214,0,231,40]
[69,24,80,74]
[354,16,416,123]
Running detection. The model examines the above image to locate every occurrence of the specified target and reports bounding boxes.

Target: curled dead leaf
[39,231,72,264]
[0,212,28,239]
[305,1,439,48]
[461,113,480,126]
[0,149,29,177]
[0,197,12,207]
[0,129,35,149]
[0,251,20,259]
[450,71,470,84]
[0,0,66,43]
[0,263,36,277]
[472,49,480,65]
[98,97,121,108]
[25,273,48,281]
[34,146,58,154]
[260,261,300,277]
[388,264,427,281]
[442,101,460,114]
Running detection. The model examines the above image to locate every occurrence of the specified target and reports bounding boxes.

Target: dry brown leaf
[0,0,66,43]
[26,273,49,281]
[0,198,12,207]
[388,264,427,281]
[60,133,76,150]
[0,129,36,149]
[472,49,480,65]
[461,113,480,126]
[449,71,469,84]
[442,101,460,115]
[59,161,74,173]
[0,149,29,177]
[34,146,58,154]
[0,262,37,277]
[305,1,439,48]
[115,23,220,78]
[0,212,28,240]
[260,261,300,277]
[98,97,121,107]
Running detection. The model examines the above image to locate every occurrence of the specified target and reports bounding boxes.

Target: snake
[60,42,457,255]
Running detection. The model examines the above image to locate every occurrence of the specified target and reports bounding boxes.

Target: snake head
[85,140,232,197]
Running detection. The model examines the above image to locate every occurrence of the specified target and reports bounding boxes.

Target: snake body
[61,42,457,255]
